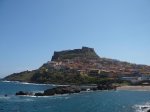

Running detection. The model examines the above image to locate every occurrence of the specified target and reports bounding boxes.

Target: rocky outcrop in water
[44,86,81,96]
[16,84,116,96]
[16,91,33,96]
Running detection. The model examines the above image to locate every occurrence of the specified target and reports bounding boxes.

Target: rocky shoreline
[15,84,117,96]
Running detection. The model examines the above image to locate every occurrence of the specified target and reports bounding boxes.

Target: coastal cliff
[51,47,99,61]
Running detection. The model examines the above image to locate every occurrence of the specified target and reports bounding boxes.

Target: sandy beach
[117,86,150,91]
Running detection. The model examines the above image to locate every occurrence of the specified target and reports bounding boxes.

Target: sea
[0,81,150,112]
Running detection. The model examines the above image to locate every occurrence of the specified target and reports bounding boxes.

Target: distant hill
[4,47,150,84]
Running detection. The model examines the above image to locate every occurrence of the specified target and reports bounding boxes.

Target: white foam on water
[64,97,70,100]
[18,82,68,86]
[12,98,34,102]
[14,98,34,102]
[0,95,34,102]
[18,82,51,86]
[2,81,70,88]
[133,102,150,112]
[0,95,11,100]
[2,80,53,86]
[2,80,11,82]
[18,94,70,100]
[2,80,19,83]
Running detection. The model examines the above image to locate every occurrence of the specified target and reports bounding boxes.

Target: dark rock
[42,85,116,96]
[43,86,81,96]
[15,84,117,97]
[91,87,98,91]
[97,84,116,90]
[147,109,150,112]
[81,88,87,91]
[16,91,33,96]
[34,93,44,96]
[44,89,55,96]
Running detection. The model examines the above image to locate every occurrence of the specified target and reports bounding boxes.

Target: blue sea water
[0,81,150,112]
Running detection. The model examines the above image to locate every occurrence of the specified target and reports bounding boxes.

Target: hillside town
[4,47,150,84]
[40,47,150,83]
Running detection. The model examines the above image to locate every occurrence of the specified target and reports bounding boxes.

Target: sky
[0,0,150,78]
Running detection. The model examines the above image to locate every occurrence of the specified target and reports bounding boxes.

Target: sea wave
[0,95,11,100]
[2,80,69,87]
[133,102,150,112]
[0,95,35,102]
[13,98,35,102]
[16,82,51,86]
[2,80,52,86]
[16,93,71,100]
[2,80,19,83]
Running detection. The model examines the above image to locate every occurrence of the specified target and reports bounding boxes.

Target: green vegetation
[4,71,35,82]
[31,69,91,84]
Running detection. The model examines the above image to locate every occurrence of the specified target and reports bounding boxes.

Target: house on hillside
[77,70,87,75]
[120,77,138,82]
[138,74,150,80]
[89,69,101,75]
[89,69,111,78]
[120,74,150,82]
